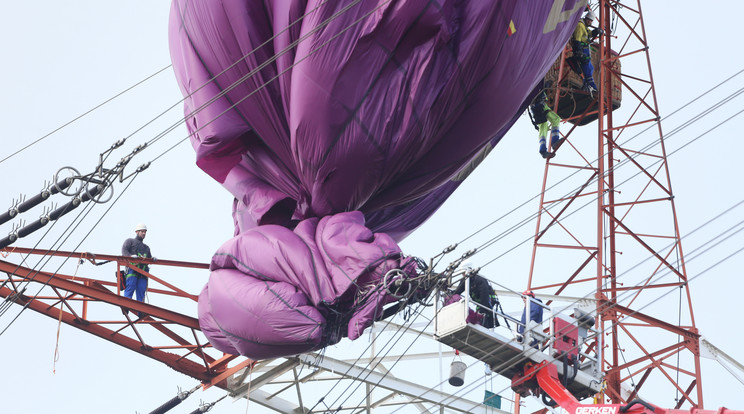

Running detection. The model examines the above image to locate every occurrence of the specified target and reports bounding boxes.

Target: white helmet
[584,9,596,22]
[458,261,474,272]
[134,223,148,232]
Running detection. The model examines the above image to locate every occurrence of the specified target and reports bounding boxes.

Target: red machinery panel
[553,316,578,359]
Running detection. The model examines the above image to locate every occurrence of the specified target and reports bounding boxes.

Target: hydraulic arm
[513,361,744,414]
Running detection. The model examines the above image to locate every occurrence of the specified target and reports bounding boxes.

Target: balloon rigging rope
[293,262,438,412]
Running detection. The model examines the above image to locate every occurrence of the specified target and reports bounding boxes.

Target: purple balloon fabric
[198,211,412,358]
[169,0,585,358]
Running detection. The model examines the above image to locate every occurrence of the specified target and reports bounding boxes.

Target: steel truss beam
[0,248,253,388]
[227,353,494,414]
[1,248,499,413]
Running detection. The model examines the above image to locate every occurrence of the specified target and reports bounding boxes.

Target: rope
[53,257,81,373]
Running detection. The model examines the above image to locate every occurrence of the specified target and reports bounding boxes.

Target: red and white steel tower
[529,0,702,408]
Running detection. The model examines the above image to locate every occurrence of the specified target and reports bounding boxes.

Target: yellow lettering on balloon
[543,0,588,34]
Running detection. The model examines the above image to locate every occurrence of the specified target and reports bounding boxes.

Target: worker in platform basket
[572,9,603,96]
[453,262,499,329]
[517,290,544,347]
[121,223,155,303]
[529,82,562,159]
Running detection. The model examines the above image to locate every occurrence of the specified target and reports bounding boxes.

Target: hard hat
[458,261,474,271]
[522,290,535,297]
[134,223,148,232]
[583,9,596,21]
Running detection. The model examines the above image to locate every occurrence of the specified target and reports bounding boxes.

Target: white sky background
[1,1,743,413]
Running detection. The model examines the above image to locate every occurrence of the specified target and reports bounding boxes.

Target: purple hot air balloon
[169,0,586,359]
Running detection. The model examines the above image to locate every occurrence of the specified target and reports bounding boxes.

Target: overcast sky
[1,1,743,413]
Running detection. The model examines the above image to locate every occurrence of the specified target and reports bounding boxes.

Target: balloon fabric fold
[169,0,585,359]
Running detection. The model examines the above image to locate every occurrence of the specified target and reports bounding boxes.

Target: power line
[0,65,172,166]
[0,174,141,336]
[466,82,744,272]
[378,199,744,413]
[324,196,744,411]
[2,4,743,411]
[454,67,744,253]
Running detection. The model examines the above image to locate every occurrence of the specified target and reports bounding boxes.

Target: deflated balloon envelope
[169,0,582,359]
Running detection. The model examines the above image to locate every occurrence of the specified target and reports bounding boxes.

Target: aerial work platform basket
[434,296,603,401]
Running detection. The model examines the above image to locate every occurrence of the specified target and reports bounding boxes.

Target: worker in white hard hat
[572,8,603,96]
[121,223,155,305]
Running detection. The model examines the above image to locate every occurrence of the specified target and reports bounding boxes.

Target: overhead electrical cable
[2,6,743,411]
[0,0,337,168]
[344,200,744,411]
[472,88,744,271]
[0,197,102,329]
[306,299,437,413]
[470,227,744,412]
[0,1,389,321]
[455,68,744,249]
[0,65,172,166]
[0,174,141,336]
[380,200,744,412]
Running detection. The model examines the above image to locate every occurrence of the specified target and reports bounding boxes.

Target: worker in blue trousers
[121,223,155,303]
[572,9,603,96]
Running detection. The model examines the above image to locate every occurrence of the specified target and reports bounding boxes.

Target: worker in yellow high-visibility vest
[572,9,603,96]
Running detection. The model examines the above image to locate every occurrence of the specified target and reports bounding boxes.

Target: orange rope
[53,259,80,373]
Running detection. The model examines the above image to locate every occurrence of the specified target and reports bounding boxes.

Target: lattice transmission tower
[528,0,702,408]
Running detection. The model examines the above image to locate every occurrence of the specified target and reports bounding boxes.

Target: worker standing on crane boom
[121,223,155,303]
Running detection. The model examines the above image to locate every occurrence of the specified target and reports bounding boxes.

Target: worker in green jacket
[529,86,562,159]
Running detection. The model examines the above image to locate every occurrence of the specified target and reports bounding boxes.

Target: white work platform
[434,299,603,400]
